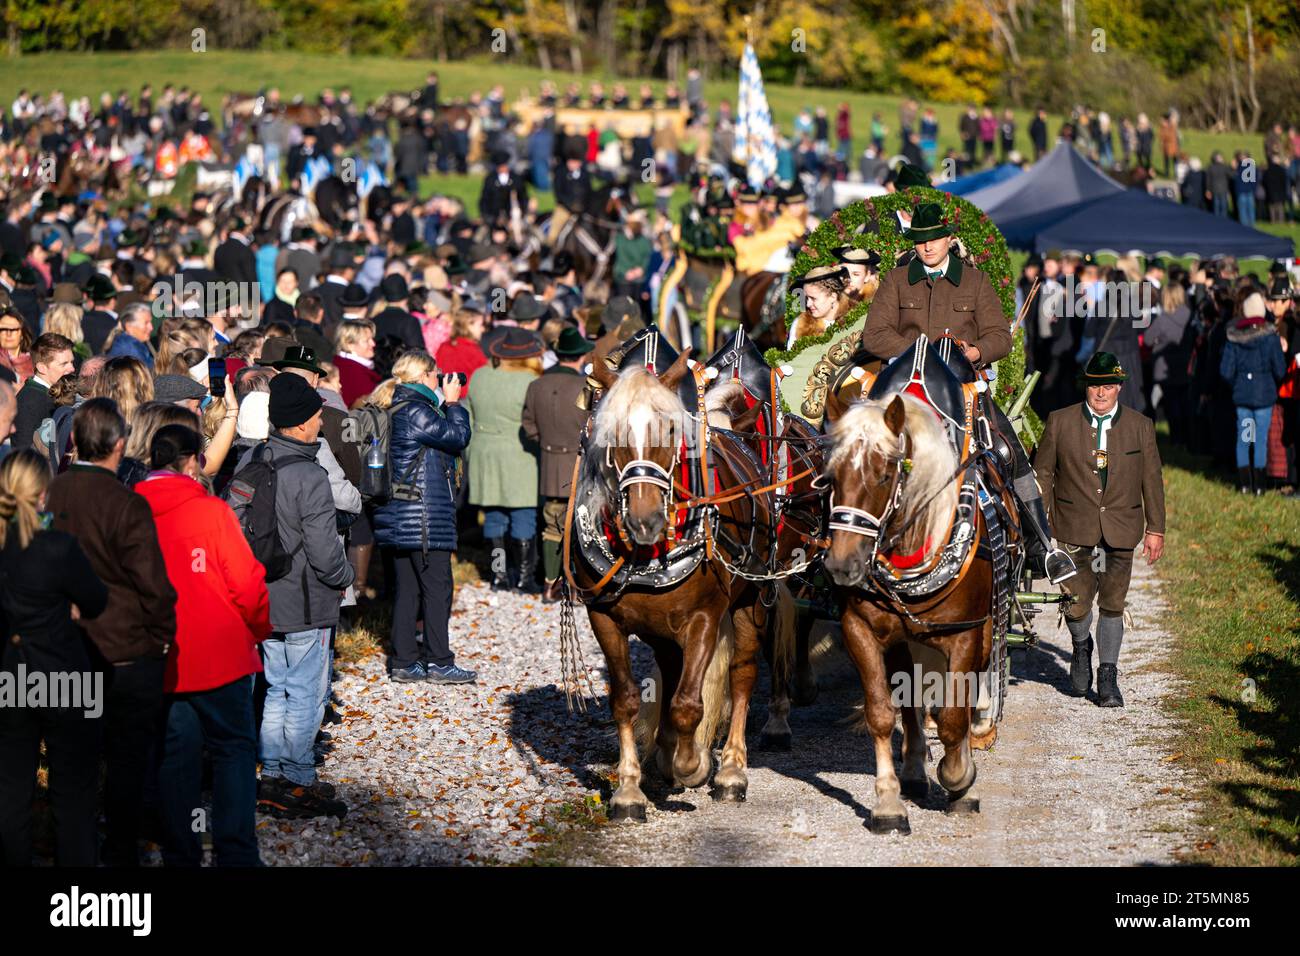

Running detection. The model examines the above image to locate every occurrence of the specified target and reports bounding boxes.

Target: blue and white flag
[357,160,387,200]
[301,154,333,193]
[735,43,777,190]
[232,154,257,200]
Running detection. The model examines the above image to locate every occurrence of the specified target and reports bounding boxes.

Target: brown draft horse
[738,271,789,354]
[822,390,995,834]
[569,349,795,821]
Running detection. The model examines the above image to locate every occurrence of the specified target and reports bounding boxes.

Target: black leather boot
[1096,663,1124,707]
[1070,637,1093,697]
[488,537,511,591]
[514,538,542,595]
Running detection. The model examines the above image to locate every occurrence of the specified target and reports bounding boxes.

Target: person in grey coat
[240,373,354,819]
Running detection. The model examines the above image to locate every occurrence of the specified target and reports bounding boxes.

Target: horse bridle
[827,430,912,563]
[606,439,681,535]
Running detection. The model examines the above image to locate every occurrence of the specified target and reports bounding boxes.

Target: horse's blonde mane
[590,367,686,449]
[829,392,959,556]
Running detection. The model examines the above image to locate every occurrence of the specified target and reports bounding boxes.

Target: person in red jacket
[136,423,271,867]
[434,304,489,394]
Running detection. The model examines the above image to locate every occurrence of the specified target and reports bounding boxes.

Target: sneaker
[424,662,478,685]
[257,777,348,819]
[390,662,428,683]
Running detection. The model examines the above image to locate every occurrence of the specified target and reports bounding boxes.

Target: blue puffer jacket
[1220,321,1285,409]
[373,384,472,553]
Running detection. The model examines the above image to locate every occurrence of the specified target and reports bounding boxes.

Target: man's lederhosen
[1033,401,1166,622]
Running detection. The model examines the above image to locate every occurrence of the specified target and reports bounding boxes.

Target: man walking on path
[1033,352,1166,708]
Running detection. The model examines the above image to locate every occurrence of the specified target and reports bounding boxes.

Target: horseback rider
[861,200,1076,585]
[733,186,807,276]
[478,149,530,230]
[550,138,591,243]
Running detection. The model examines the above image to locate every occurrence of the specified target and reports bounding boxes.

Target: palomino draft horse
[822,371,1019,833]
[564,338,797,821]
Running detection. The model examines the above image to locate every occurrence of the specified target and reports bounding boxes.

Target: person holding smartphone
[370,352,474,684]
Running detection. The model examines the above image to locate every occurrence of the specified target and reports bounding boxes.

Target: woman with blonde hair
[466,328,544,592]
[434,306,488,392]
[43,302,91,363]
[0,449,109,866]
[155,328,205,378]
[333,318,382,407]
[120,402,203,488]
[93,356,154,424]
[370,351,474,683]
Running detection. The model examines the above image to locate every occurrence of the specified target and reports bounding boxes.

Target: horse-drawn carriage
[560,189,1073,831]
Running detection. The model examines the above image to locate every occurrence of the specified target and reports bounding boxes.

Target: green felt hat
[1079,351,1128,387]
[901,202,952,243]
[894,163,931,189]
[553,325,595,357]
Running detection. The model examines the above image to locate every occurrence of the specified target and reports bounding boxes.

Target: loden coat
[861,256,1012,364]
[1033,401,1166,551]
[464,364,540,509]
[521,363,589,500]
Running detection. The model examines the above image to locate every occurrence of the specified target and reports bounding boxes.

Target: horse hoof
[900,779,929,802]
[945,795,981,814]
[969,724,998,751]
[869,814,911,835]
[711,783,747,803]
[759,732,792,752]
[608,802,647,823]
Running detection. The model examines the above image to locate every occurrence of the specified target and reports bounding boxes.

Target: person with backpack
[229,373,353,819]
[370,351,474,684]
[135,425,270,866]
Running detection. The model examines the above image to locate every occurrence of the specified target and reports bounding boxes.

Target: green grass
[1156,436,1300,866]
[0,49,1281,172]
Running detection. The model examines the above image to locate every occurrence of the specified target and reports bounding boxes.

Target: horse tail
[633,665,662,761]
[769,583,796,699]
[695,613,735,754]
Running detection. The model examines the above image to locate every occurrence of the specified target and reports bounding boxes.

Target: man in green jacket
[613,209,652,309]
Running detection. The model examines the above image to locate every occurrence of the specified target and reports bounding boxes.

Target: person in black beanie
[237,373,354,820]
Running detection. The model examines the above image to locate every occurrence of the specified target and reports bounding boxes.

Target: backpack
[346,401,411,502]
[223,443,299,582]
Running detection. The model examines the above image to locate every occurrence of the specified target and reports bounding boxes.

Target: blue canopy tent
[1034,189,1294,259]
[942,163,1021,197]
[963,143,1125,248]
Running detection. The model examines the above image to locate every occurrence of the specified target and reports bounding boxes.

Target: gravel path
[235,554,1200,866]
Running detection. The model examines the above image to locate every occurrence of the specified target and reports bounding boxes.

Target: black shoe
[514,538,542,595]
[1096,663,1124,707]
[488,536,511,590]
[257,776,347,819]
[322,703,343,726]
[1238,466,1251,494]
[1070,637,1093,697]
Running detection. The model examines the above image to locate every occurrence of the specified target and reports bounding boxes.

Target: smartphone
[208,358,227,398]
